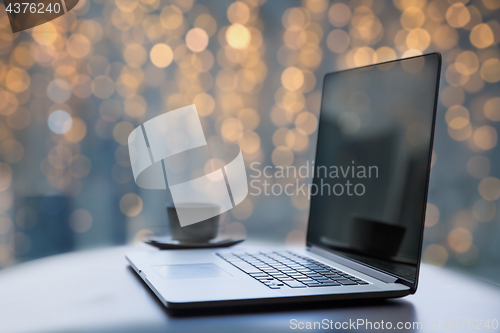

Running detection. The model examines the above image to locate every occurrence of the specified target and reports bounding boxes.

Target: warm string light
[0,0,497,267]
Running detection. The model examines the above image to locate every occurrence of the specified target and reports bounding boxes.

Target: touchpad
[152,264,232,280]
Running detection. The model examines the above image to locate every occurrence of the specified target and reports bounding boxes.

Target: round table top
[1,245,499,333]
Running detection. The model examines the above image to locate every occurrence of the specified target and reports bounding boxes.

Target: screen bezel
[306,53,442,293]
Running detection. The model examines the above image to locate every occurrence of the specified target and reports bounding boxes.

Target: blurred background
[0,0,499,284]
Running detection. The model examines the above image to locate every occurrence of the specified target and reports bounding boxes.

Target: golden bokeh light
[478,177,500,201]
[119,193,143,217]
[446,63,469,87]
[480,58,500,83]
[226,24,251,49]
[448,123,472,141]
[5,68,30,93]
[66,34,91,59]
[150,43,173,68]
[432,25,459,50]
[63,118,87,143]
[425,203,440,227]
[227,1,250,25]
[186,28,209,53]
[295,111,317,135]
[113,121,134,145]
[401,7,425,30]
[445,105,469,129]
[470,23,494,49]
[328,3,351,28]
[473,125,497,150]
[375,46,397,62]
[193,93,215,116]
[484,97,500,121]
[32,23,58,45]
[124,95,147,119]
[238,131,260,154]
[238,108,260,130]
[271,146,294,167]
[448,227,473,253]
[285,129,308,152]
[283,7,310,30]
[160,5,184,30]
[123,44,147,68]
[406,28,431,51]
[116,0,139,12]
[455,51,479,76]
[424,244,448,267]
[281,67,304,91]
[304,0,328,14]
[221,117,244,141]
[445,3,470,28]
[0,91,18,116]
[326,29,350,54]
[482,0,500,10]
[194,14,217,37]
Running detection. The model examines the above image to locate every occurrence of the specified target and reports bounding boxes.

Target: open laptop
[126,53,442,309]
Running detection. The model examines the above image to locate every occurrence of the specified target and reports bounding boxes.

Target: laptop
[126,53,442,309]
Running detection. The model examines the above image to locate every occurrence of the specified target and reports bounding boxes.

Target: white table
[1,245,499,332]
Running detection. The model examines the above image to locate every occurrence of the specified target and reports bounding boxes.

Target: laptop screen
[307,53,441,284]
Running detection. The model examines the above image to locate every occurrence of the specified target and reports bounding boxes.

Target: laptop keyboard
[217,251,369,289]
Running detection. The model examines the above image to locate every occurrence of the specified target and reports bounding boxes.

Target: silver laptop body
[127,53,442,309]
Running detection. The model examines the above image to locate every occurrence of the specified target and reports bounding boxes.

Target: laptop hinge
[308,245,398,283]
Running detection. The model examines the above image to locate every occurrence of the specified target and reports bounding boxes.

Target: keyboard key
[231,262,262,274]
[336,279,357,285]
[320,282,341,286]
[270,274,287,279]
[278,276,293,281]
[314,277,330,281]
[283,280,306,288]
[299,278,316,283]
[262,279,280,284]
[314,270,330,274]
[306,273,323,278]
[302,280,320,285]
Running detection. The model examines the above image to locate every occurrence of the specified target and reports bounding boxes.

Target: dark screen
[307,54,441,283]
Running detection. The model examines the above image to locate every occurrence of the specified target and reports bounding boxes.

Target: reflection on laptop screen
[307,53,441,283]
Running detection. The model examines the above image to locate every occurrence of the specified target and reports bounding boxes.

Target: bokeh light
[0,0,497,282]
